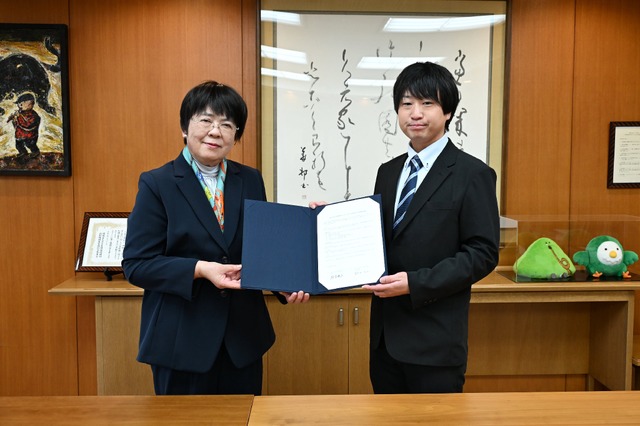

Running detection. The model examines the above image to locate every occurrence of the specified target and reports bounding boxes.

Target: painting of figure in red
[0,24,70,176]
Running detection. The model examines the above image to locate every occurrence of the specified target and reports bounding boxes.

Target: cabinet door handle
[338,308,344,326]
[353,307,359,325]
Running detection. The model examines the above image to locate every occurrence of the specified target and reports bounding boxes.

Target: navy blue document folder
[241,195,387,295]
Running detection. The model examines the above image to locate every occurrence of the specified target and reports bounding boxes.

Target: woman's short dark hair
[392,62,460,131]
[180,80,248,141]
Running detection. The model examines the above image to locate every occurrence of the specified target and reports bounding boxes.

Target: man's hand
[308,201,328,209]
[362,272,410,298]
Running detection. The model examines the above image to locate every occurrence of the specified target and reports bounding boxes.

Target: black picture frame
[608,121,640,189]
[0,23,71,176]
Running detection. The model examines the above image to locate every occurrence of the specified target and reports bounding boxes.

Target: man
[361,61,500,393]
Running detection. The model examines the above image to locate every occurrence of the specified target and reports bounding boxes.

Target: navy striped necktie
[393,155,423,231]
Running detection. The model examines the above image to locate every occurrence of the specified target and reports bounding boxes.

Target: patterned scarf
[182,147,226,231]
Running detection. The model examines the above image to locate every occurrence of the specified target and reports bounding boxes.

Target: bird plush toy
[572,235,638,279]
[513,237,576,279]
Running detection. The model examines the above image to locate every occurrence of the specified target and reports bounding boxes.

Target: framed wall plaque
[608,121,640,188]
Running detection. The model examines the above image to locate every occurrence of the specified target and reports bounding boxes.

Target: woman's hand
[195,261,242,289]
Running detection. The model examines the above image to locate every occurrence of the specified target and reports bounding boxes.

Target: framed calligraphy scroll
[608,122,640,188]
[260,0,507,206]
[75,212,129,276]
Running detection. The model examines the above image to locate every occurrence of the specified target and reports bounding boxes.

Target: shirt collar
[405,133,449,170]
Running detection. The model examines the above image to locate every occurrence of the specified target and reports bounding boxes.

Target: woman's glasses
[192,116,238,135]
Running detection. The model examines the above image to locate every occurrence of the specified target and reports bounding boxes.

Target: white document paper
[613,126,640,183]
[316,197,385,290]
[82,218,128,267]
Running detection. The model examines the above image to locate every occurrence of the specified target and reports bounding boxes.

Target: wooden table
[248,391,640,425]
[50,272,640,394]
[3,392,640,425]
[0,395,252,425]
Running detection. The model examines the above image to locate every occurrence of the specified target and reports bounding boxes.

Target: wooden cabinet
[263,293,373,395]
[94,296,154,395]
[50,273,640,395]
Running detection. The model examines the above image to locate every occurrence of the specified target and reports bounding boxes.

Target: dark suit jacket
[122,152,275,373]
[372,140,500,367]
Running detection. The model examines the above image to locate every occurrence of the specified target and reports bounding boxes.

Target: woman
[122,80,308,395]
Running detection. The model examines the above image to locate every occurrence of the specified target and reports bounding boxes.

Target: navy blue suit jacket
[372,140,500,367]
[122,152,275,373]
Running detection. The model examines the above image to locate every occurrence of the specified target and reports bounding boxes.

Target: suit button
[221,256,229,264]
[220,290,228,298]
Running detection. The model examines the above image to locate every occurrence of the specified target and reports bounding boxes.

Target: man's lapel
[393,140,457,237]
[383,154,406,239]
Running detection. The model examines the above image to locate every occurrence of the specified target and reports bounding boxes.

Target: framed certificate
[608,121,640,188]
[75,212,129,276]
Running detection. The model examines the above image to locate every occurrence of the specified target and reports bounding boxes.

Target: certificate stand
[103,269,123,281]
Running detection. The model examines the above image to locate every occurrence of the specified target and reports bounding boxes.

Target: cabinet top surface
[49,271,640,296]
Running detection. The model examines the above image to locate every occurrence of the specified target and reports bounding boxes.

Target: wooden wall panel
[0,180,77,396]
[503,0,575,217]
[571,0,640,217]
[241,0,260,169]
[571,1,640,217]
[69,0,247,218]
[0,0,78,396]
[570,0,640,330]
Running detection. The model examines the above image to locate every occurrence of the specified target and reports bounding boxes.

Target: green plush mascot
[572,235,638,279]
[514,237,576,279]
